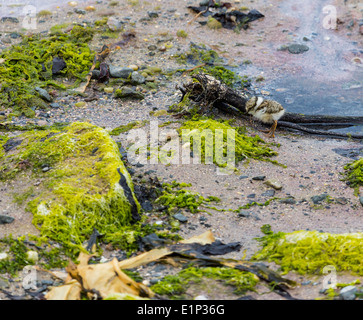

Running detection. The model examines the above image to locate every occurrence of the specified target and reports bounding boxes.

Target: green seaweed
[343,158,363,195]
[0,26,95,117]
[155,180,220,214]
[151,266,259,299]
[179,119,284,170]
[0,122,141,256]
[252,227,363,275]
[109,120,149,136]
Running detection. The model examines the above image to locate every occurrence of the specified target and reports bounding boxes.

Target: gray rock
[131,71,146,84]
[148,11,159,18]
[238,210,250,218]
[262,190,275,197]
[252,176,266,181]
[1,17,19,23]
[287,44,309,54]
[35,87,53,102]
[0,215,14,225]
[109,65,133,79]
[264,179,283,190]
[50,103,61,109]
[359,196,363,207]
[311,194,328,204]
[74,9,86,14]
[107,16,124,31]
[279,197,296,204]
[115,87,145,100]
[173,213,188,223]
[339,285,357,300]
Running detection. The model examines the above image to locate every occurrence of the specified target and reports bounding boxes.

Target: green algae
[175,43,249,89]
[179,119,283,170]
[0,122,141,256]
[155,181,220,214]
[151,266,259,298]
[343,158,363,195]
[252,227,363,275]
[109,120,149,136]
[0,26,95,117]
[0,235,68,275]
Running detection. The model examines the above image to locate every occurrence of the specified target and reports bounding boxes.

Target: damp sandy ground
[0,0,362,300]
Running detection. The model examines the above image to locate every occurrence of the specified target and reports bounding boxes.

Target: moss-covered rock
[252,228,363,275]
[0,122,141,255]
[343,158,363,196]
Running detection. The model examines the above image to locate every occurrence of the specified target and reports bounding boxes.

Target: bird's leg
[266,120,278,138]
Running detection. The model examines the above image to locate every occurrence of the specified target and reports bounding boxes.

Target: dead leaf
[45,280,82,300]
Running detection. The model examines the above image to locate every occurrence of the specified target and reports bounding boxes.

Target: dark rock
[359,196,363,207]
[252,176,266,181]
[131,71,146,85]
[287,44,309,54]
[280,197,296,205]
[52,57,67,75]
[109,65,133,79]
[9,32,21,39]
[115,87,145,100]
[173,213,188,223]
[74,9,86,14]
[1,17,19,23]
[261,190,275,197]
[141,200,153,212]
[35,87,53,102]
[148,11,159,18]
[247,194,256,199]
[311,194,328,204]
[238,210,250,218]
[239,175,249,180]
[0,215,14,225]
[50,103,61,109]
[138,233,166,251]
[3,138,22,152]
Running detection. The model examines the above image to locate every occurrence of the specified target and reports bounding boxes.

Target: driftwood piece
[179,73,363,139]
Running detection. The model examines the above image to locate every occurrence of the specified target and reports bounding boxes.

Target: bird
[245,96,285,138]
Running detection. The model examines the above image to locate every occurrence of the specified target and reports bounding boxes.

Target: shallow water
[239,0,363,133]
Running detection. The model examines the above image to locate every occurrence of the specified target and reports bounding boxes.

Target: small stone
[252,176,266,181]
[148,11,159,18]
[287,44,309,54]
[1,17,19,23]
[35,87,53,102]
[74,8,86,14]
[109,65,133,79]
[128,64,139,71]
[107,16,123,31]
[26,250,39,263]
[264,179,283,190]
[339,286,357,300]
[359,196,363,207]
[85,6,96,11]
[50,103,61,109]
[311,194,328,204]
[194,295,209,300]
[238,210,250,218]
[0,252,8,260]
[247,194,256,199]
[0,215,14,225]
[131,71,146,84]
[104,87,114,93]
[74,101,86,108]
[262,190,275,197]
[42,166,50,172]
[279,197,296,204]
[173,213,188,223]
[239,175,249,180]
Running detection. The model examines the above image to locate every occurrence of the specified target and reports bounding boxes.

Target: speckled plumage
[245,96,285,138]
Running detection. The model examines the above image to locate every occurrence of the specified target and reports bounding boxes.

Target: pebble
[0,215,14,225]
[173,213,188,223]
[287,44,309,54]
[104,87,114,93]
[261,190,275,197]
[339,286,357,300]
[238,210,250,218]
[0,252,9,260]
[74,9,86,14]
[148,11,159,18]
[107,16,123,31]
[264,179,282,190]
[311,194,328,204]
[128,64,139,71]
[74,101,86,108]
[252,176,266,181]
[35,87,53,102]
[131,71,146,85]
[194,295,209,300]
[26,250,39,263]
[109,65,133,79]
[359,196,363,207]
